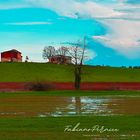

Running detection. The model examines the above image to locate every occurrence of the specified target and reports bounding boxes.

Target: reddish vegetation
[1,82,140,92]
[0,82,26,92]
[53,82,140,91]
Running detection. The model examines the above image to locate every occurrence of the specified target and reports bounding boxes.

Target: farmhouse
[49,55,72,64]
[1,49,22,62]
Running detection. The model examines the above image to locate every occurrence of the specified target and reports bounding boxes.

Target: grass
[0,91,139,139]
[0,90,140,97]
[0,62,140,82]
[0,116,139,140]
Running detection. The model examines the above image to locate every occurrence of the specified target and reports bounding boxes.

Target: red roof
[1,49,21,54]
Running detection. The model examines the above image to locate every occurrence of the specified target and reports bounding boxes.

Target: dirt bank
[1,82,140,92]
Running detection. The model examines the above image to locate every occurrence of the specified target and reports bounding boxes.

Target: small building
[49,55,72,64]
[1,49,22,62]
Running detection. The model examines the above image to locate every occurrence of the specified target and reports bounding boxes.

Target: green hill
[0,62,140,82]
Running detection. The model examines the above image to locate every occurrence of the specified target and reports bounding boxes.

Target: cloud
[26,0,123,18]
[85,49,97,60]
[0,0,140,59]
[4,22,52,25]
[90,1,140,59]
[93,19,140,58]
[0,0,123,18]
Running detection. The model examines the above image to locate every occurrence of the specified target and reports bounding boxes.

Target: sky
[0,0,140,66]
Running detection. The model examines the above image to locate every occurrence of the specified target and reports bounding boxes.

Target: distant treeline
[90,65,140,69]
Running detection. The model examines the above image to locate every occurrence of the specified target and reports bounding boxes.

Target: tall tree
[67,37,88,89]
[42,46,56,61]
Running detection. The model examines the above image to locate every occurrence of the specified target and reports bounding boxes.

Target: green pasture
[0,90,140,97]
[0,91,139,139]
[0,116,139,140]
[0,62,140,82]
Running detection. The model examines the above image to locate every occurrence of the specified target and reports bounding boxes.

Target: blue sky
[0,0,140,66]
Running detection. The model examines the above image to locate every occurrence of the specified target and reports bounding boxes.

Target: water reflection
[38,96,140,117]
[0,96,139,117]
[49,97,112,117]
[48,97,140,117]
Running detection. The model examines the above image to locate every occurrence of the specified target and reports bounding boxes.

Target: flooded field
[0,93,139,140]
[0,95,139,117]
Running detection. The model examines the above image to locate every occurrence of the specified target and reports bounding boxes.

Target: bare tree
[42,46,56,61]
[56,46,68,56]
[66,37,88,89]
[43,37,89,89]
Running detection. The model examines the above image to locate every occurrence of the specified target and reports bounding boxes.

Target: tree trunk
[74,66,81,90]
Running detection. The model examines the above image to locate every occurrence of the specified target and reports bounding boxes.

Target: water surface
[0,96,139,117]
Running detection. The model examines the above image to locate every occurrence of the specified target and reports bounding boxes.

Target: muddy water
[0,96,139,117]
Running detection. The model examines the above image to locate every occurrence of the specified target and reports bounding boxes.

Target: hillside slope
[0,62,140,82]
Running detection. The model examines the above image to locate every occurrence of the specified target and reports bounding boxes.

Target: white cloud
[0,0,140,58]
[93,19,140,58]
[85,49,97,60]
[24,0,140,58]
[0,0,123,18]
[26,0,123,18]
[4,22,52,25]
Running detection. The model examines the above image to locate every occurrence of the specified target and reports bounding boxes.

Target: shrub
[25,82,54,91]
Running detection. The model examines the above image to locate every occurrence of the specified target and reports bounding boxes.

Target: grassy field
[0,91,139,139]
[0,116,139,140]
[0,90,140,97]
[0,62,140,140]
[0,62,140,82]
